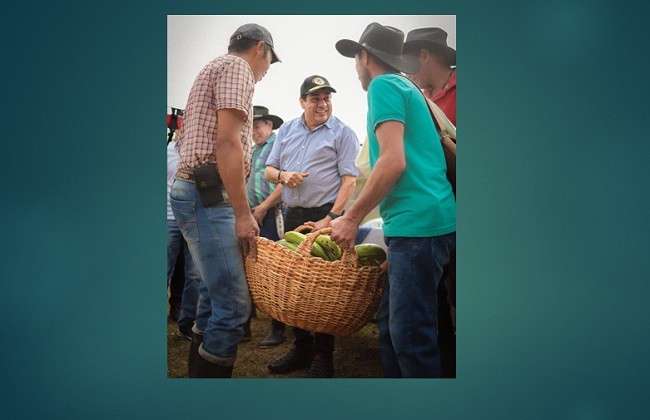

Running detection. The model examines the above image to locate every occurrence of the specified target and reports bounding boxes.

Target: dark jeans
[168,246,184,311]
[438,249,456,377]
[377,233,455,377]
[258,205,282,241]
[285,203,335,357]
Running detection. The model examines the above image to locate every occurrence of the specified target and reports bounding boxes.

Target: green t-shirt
[367,73,456,237]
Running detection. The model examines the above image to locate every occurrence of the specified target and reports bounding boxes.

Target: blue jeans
[376,233,456,377]
[167,219,200,329]
[170,179,251,366]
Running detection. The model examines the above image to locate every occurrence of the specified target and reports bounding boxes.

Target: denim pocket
[170,197,199,243]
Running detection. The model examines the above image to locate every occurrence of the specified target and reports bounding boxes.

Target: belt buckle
[176,171,192,181]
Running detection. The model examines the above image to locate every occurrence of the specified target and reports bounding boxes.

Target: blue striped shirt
[266,114,359,208]
[246,133,278,207]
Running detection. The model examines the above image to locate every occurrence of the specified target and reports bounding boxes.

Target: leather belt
[174,169,230,203]
[175,168,196,183]
[287,203,333,214]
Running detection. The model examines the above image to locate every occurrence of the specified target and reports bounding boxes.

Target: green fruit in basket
[283,231,329,260]
[354,243,387,266]
[284,231,307,245]
[310,241,330,260]
[315,235,342,261]
[277,239,298,251]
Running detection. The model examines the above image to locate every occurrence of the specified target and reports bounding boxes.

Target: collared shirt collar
[253,132,275,148]
[300,113,333,131]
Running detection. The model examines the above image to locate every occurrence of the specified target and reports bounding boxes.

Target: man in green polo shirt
[332,22,456,378]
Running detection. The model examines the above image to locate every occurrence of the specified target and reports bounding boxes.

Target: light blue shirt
[167,140,180,221]
[266,114,359,208]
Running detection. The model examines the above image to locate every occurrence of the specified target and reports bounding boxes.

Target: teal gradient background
[2,0,649,418]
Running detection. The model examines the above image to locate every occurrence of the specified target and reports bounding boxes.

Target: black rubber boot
[268,346,313,374]
[260,329,286,348]
[194,355,234,378]
[260,320,286,348]
[306,353,334,378]
[187,332,203,378]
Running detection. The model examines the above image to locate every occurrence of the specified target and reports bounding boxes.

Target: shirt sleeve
[336,125,360,177]
[214,59,255,121]
[368,76,407,132]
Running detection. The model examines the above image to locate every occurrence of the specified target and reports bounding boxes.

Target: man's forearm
[264,166,281,184]
[330,176,356,216]
[215,139,250,218]
[258,184,283,210]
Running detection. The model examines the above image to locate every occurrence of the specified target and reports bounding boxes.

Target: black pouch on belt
[193,164,224,207]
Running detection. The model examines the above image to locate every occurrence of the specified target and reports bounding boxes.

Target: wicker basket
[244,226,386,336]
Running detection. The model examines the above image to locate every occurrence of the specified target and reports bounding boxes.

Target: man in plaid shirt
[170,23,280,378]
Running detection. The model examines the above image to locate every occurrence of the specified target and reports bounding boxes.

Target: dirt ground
[167,311,383,378]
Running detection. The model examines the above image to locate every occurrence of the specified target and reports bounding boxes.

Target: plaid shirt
[177,55,255,177]
[246,133,278,207]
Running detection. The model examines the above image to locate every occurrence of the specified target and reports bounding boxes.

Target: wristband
[277,170,284,184]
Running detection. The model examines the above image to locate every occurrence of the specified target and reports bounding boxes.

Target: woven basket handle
[292,225,315,259]
[294,224,314,234]
[294,226,359,266]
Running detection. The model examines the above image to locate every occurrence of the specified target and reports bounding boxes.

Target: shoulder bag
[402,76,456,196]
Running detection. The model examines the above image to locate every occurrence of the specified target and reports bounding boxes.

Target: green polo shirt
[366,73,456,237]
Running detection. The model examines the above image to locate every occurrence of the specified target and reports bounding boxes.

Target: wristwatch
[327,211,342,219]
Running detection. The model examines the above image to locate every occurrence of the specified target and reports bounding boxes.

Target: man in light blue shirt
[264,75,360,378]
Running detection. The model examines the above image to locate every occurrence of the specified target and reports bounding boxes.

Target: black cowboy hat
[253,106,283,129]
[403,27,456,66]
[335,22,420,74]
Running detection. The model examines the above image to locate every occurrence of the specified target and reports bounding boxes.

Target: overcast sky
[168,15,456,143]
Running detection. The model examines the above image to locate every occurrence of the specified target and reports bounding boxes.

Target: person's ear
[362,49,369,63]
[255,40,265,56]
